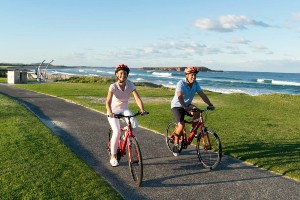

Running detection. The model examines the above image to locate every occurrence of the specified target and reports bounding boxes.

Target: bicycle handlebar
[109,111,149,119]
[190,106,215,113]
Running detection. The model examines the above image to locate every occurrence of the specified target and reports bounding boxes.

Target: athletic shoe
[173,144,179,157]
[110,158,119,167]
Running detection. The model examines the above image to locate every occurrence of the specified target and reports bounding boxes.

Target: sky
[1,0,300,73]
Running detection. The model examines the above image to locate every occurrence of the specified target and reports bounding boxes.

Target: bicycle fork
[127,138,140,164]
[201,127,212,151]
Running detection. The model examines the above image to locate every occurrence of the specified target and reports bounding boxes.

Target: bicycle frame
[166,107,221,170]
[118,120,135,157]
[111,111,148,159]
[183,109,212,149]
[107,111,148,186]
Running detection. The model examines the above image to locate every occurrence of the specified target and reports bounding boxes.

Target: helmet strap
[186,77,192,85]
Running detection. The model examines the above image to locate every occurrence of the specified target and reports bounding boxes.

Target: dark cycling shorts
[171,107,193,124]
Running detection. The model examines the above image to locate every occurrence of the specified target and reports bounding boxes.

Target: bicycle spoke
[166,121,183,153]
[196,129,222,170]
[127,137,143,187]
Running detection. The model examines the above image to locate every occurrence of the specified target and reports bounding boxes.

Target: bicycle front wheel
[127,136,143,187]
[196,128,222,170]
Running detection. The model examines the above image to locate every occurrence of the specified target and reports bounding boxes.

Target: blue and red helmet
[115,64,130,75]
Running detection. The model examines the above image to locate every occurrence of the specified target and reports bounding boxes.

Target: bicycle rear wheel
[165,121,183,153]
[127,136,143,187]
[196,128,222,170]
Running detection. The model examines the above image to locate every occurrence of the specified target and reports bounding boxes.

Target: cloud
[94,40,210,62]
[250,44,273,54]
[152,41,206,51]
[194,15,270,32]
[228,37,252,44]
[94,36,276,67]
[204,47,223,55]
[290,12,300,32]
[73,52,87,59]
[292,12,300,21]
[221,45,246,54]
[231,59,300,73]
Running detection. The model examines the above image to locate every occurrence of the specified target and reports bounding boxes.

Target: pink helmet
[184,66,199,74]
[115,64,130,75]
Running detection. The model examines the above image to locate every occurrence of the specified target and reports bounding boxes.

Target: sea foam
[152,72,172,77]
[257,79,300,86]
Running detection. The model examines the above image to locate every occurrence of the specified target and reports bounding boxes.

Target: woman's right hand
[107,113,114,118]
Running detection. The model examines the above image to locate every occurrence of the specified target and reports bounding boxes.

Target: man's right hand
[207,105,215,110]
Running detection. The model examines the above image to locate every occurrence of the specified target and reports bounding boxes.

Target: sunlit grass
[0,94,122,199]
[13,80,300,181]
[0,77,7,83]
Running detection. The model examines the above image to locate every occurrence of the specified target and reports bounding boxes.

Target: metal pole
[37,60,45,82]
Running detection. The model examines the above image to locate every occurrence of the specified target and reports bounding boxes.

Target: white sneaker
[110,158,119,167]
[173,145,179,157]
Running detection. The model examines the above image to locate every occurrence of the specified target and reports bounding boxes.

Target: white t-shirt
[109,80,135,111]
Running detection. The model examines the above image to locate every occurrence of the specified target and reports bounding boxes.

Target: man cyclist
[171,66,215,156]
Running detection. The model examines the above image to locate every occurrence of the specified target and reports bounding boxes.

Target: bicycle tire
[127,136,143,187]
[165,121,183,153]
[196,128,222,170]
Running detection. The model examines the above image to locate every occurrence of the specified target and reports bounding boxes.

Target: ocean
[46,67,300,96]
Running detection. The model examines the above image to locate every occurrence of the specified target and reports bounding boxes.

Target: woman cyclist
[171,66,215,156]
[106,64,146,167]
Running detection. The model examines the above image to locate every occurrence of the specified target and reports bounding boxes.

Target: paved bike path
[1,83,299,200]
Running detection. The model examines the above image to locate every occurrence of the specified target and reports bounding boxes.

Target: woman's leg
[107,116,121,160]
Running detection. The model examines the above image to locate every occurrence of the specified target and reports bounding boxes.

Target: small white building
[7,70,27,84]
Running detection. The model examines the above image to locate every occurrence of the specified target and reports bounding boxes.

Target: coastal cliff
[140,66,222,72]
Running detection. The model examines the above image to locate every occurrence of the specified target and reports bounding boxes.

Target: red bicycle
[107,111,149,187]
[166,107,222,170]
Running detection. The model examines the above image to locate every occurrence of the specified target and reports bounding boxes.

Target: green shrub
[56,76,116,84]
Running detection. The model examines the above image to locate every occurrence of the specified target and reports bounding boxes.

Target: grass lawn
[12,80,300,181]
[0,94,122,199]
[0,77,7,83]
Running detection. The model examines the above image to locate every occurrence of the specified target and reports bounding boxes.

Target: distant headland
[139,66,223,72]
[0,63,223,72]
